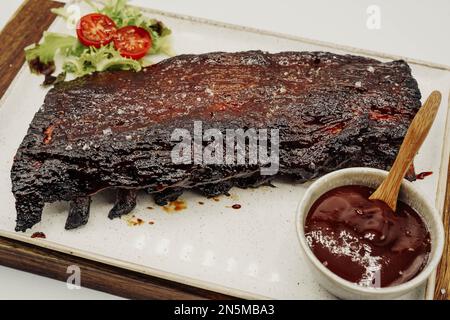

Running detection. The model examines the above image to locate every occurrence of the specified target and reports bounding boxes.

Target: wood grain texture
[370,91,442,211]
[434,159,450,300]
[0,236,236,300]
[0,0,64,98]
[432,92,450,300]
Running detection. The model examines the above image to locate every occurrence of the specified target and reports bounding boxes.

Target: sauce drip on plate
[416,171,433,180]
[304,185,431,287]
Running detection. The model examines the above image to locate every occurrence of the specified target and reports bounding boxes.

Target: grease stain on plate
[123,214,145,226]
[163,199,187,213]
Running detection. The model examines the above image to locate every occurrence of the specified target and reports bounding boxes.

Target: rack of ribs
[11,50,421,231]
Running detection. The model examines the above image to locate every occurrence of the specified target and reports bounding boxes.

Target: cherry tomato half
[113,26,152,60]
[76,13,117,48]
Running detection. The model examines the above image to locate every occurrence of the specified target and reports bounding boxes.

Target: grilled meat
[11,51,421,231]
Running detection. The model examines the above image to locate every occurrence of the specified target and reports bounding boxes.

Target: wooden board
[0,235,235,299]
[0,0,63,99]
[0,0,448,300]
[434,159,450,300]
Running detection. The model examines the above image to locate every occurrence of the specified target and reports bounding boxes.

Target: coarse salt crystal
[355,81,362,88]
[367,66,375,73]
[103,128,112,135]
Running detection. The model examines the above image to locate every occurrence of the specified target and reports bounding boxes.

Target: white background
[0,0,449,299]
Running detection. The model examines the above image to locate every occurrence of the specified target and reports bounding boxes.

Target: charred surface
[196,181,234,198]
[66,196,91,230]
[108,189,138,219]
[152,188,184,206]
[11,51,421,231]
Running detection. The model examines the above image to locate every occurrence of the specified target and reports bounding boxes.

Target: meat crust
[11,51,421,231]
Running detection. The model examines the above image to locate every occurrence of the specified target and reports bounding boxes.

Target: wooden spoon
[369,90,442,211]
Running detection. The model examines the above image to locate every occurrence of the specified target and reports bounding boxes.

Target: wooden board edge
[433,92,450,300]
[433,161,450,300]
[0,235,236,300]
[0,0,64,98]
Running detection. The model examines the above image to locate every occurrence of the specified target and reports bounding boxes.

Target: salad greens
[25,0,172,81]
[25,33,79,66]
[63,42,143,75]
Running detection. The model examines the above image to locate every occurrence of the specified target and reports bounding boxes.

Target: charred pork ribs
[11,51,421,231]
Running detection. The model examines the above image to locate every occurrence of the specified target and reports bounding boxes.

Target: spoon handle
[369,90,442,211]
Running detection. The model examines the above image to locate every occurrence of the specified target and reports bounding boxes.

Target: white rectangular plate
[0,2,449,299]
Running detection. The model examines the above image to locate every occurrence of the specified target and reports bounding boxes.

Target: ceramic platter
[0,1,449,299]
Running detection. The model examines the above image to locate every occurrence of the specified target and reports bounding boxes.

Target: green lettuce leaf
[25,32,79,66]
[26,0,172,81]
[63,44,141,77]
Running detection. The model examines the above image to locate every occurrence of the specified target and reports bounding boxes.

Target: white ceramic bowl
[296,167,444,300]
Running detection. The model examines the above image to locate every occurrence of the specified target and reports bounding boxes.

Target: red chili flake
[369,112,395,121]
[231,204,241,209]
[416,171,433,180]
[325,123,344,135]
[43,125,55,144]
[31,232,46,239]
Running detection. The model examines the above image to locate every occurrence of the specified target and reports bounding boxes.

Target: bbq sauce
[31,232,46,239]
[304,185,431,287]
[416,171,433,180]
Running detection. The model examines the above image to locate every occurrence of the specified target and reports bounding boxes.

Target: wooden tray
[0,0,448,300]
